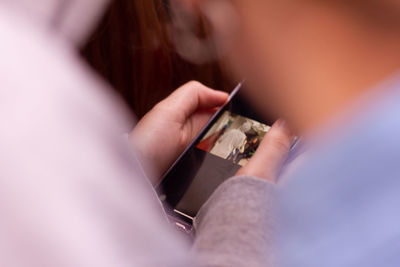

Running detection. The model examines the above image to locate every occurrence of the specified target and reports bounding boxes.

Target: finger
[159,81,228,121]
[188,108,219,137]
[236,119,293,183]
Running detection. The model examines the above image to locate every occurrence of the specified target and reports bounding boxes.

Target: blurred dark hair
[82,0,232,118]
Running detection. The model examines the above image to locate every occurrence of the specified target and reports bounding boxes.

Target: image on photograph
[197,111,271,167]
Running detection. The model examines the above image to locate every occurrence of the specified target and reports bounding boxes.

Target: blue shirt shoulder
[278,80,400,267]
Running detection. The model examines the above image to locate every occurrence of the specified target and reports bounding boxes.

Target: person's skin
[131,81,293,185]
[229,0,400,135]
[130,81,228,185]
[176,0,400,180]
[235,0,400,132]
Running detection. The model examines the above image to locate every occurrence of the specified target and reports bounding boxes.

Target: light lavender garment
[0,0,109,46]
[0,1,274,267]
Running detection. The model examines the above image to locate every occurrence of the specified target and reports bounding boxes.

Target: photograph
[197,111,271,167]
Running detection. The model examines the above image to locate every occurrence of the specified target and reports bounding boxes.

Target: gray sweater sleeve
[192,176,276,267]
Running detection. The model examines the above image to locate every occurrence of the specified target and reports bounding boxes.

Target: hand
[236,119,293,183]
[130,81,229,186]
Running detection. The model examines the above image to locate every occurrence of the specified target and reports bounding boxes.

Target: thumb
[236,119,293,183]
[159,81,229,122]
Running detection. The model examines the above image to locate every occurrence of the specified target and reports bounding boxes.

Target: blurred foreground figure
[189,0,400,266]
[0,0,290,266]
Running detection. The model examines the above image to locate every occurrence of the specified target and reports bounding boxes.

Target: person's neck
[285,15,400,135]
[292,61,400,136]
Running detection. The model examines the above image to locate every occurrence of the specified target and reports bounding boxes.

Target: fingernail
[273,118,286,128]
[273,119,295,138]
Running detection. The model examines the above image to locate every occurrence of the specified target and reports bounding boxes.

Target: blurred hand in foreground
[236,119,293,183]
[130,81,228,186]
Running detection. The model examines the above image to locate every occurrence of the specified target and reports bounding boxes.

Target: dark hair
[82,0,231,118]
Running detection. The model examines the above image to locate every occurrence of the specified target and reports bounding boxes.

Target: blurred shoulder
[0,7,139,182]
[0,7,134,136]
[278,81,400,267]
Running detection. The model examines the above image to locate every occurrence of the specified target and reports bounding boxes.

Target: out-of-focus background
[82,0,233,119]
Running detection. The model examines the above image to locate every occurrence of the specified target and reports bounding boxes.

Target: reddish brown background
[82,0,232,119]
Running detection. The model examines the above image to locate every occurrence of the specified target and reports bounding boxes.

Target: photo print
[197,111,271,167]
